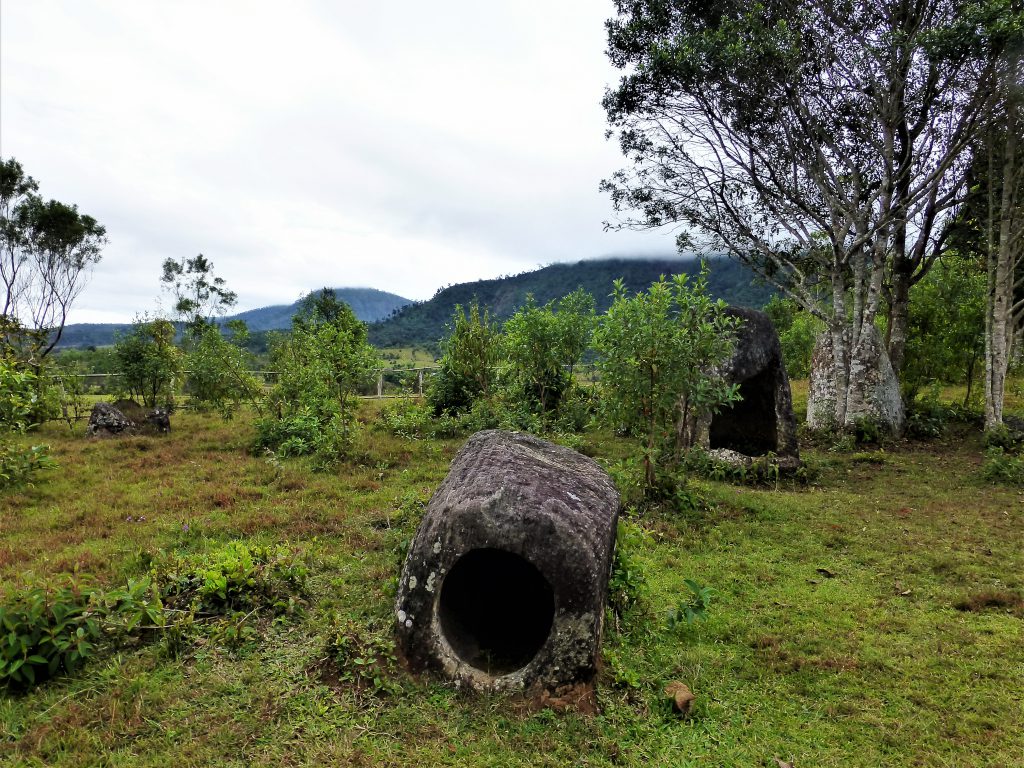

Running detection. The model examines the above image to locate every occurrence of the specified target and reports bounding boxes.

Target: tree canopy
[1,158,107,359]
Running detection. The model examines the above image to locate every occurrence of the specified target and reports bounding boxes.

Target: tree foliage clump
[902,256,985,403]
[498,288,596,423]
[1,158,107,359]
[161,253,237,334]
[593,270,739,493]
[0,356,55,490]
[763,296,824,380]
[426,300,499,416]
[113,318,183,408]
[185,320,264,419]
[256,290,378,463]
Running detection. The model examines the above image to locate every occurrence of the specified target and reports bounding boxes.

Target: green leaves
[593,267,739,493]
[666,579,716,629]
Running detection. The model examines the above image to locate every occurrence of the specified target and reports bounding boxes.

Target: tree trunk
[984,59,1020,432]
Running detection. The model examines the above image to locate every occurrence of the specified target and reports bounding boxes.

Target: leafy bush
[498,288,595,419]
[0,577,163,689]
[0,581,99,687]
[427,300,500,416]
[184,321,263,419]
[0,358,56,490]
[608,519,648,625]
[763,296,824,379]
[593,269,739,494]
[982,447,1024,486]
[324,617,402,699]
[0,357,57,430]
[113,318,183,408]
[256,293,377,464]
[376,399,462,440]
[157,541,308,616]
[0,442,55,489]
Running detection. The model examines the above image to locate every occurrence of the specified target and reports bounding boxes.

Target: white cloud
[1,0,674,324]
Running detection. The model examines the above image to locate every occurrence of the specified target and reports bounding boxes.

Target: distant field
[1,399,1022,767]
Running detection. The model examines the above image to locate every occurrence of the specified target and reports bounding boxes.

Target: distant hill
[367,256,775,349]
[228,288,411,332]
[56,287,411,348]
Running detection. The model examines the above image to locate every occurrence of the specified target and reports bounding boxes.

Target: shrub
[608,519,648,626]
[256,294,377,464]
[0,577,163,689]
[0,358,56,490]
[427,300,500,416]
[157,541,308,616]
[593,269,739,494]
[113,318,183,408]
[184,321,263,419]
[982,447,1024,486]
[324,617,402,699]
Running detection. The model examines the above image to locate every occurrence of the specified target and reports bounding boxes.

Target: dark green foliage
[763,296,822,379]
[498,288,596,418]
[593,269,739,492]
[255,296,378,463]
[369,257,772,348]
[0,357,56,489]
[0,581,100,688]
[113,318,183,408]
[185,321,263,418]
[608,519,647,624]
[982,446,1024,485]
[157,541,308,616]
[426,300,499,415]
[0,577,163,689]
[901,257,985,402]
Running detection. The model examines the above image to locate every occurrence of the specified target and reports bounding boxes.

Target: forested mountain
[367,256,774,348]
[57,288,411,348]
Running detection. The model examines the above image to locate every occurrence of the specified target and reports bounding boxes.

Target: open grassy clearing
[1,402,1022,767]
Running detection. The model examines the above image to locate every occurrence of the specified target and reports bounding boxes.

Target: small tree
[499,288,596,417]
[594,271,739,493]
[257,296,378,462]
[185,320,264,419]
[160,254,237,334]
[427,300,500,415]
[113,318,183,408]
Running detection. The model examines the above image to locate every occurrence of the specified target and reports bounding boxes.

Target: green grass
[1,406,1022,767]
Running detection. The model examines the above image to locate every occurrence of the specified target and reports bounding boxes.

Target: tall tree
[160,253,237,333]
[1,158,107,359]
[603,0,1002,431]
[979,24,1024,430]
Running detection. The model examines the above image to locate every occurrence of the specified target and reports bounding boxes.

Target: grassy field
[1,400,1022,767]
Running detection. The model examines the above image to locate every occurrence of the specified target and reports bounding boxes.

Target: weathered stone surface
[806,326,904,435]
[112,399,171,435]
[696,307,799,461]
[395,430,620,695]
[86,400,170,437]
[86,403,135,437]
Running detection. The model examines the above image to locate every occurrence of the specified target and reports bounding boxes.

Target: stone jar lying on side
[395,430,621,694]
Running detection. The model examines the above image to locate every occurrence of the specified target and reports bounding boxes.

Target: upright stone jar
[395,430,621,693]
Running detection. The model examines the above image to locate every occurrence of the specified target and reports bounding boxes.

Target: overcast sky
[1,0,678,324]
